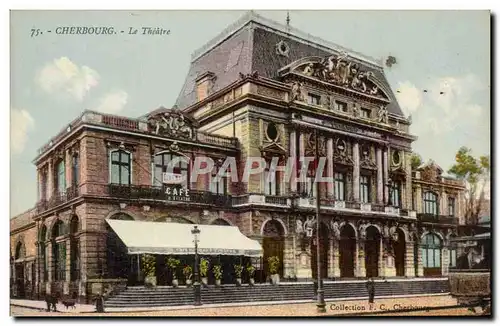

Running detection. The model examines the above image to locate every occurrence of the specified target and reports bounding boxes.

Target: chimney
[195,71,215,102]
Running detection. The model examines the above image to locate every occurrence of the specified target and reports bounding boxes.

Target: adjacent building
[11,12,484,302]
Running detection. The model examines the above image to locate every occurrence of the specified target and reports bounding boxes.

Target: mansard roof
[175,11,405,117]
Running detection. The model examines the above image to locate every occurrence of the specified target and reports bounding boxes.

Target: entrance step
[104,279,450,308]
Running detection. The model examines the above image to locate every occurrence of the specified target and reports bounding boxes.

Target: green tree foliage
[411,152,423,171]
[448,146,490,224]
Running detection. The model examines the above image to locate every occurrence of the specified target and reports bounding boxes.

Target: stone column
[283,236,295,278]
[440,191,448,216]
[327,237,334,278]
[405,241,416,277]
[356,240,366,277]
[441,247,449,276]
[376,148,383,203]
[415,186,423,213]
[289,130,297,193]
[298,132,306,193]
[327,139,334,196]
[46,241,53,294]
[65,149,72,191]
[64,238,71,295]
[383,240,396,277]
[353,142,360,202]
[379,240,386,277]
[332,239,340,277]
[383,148,389,204]
[416,243,424,277]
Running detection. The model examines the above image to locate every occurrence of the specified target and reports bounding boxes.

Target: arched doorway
[52,220,67,283]
[394,229,406,276]
[39,226,48,285]
[365,226,381,278]
[311,222,329,280]
[14,241,25,298]
[262,219,285,282]
[339,224,356,278]
[70,216,81,282]
[421,233,442,276]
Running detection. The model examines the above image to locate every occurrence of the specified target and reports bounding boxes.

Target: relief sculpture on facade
[294,54,387,99]
[148,111,196,140]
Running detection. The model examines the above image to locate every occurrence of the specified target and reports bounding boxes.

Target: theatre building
[10,12,482,302]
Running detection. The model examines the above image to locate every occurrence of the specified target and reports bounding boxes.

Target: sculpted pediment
[282,55,389,100]
[147,107,197,140]
[418,160,443,183]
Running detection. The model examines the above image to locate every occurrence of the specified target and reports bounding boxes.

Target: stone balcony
[417,213,459,225]
[35,186,80,214]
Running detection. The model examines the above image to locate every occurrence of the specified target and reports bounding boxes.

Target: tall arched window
[55,160,66,195]
[70,216,80,281]
[421,233,442,275]
[52,220,67,281]
[72,154,79,187]
[39,226,47,281]
[423,191,438,215]
[110,150,131,185]
[15,242,25,260]
[153,152,189,189]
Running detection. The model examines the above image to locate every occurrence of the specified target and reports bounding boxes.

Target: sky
[10,10,491,217]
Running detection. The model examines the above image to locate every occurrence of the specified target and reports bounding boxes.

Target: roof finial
[286,11,290,29]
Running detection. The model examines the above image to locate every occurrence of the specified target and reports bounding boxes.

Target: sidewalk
[10,299,95,313]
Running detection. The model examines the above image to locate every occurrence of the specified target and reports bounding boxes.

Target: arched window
[55,160,66,195]
[70,216,80,281]
[52,220,67,281]
[110,150,131,185]
[390,181,401,207]
[153,152,189,189]
[421,233,442,269]
[15,242,25,260]
[39,226,48,281]
[423,192,438,215]
[72,154,80,187]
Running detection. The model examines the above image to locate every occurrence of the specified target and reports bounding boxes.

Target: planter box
[144,276,157,288]
[271,274,280,285]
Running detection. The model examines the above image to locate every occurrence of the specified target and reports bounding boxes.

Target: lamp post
[191,225,202,306]
[314,129,326,313]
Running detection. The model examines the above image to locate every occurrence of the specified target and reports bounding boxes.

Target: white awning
[105,219,263,257]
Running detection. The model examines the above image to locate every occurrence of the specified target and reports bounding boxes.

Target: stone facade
[11,12,480,302]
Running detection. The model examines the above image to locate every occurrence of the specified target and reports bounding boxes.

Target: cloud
[395,81,422,115]
[36,57,100,101]
[11,109,35,154]
[93,90,128,114]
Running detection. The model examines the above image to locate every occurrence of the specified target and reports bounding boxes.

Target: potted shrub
[200,258,209,287]
[247,265,256,286]
[183,265,193,287]
[234,264,243,286]
[268,256,280,285]
[166,257,181,287]
[141,254,156,287]
[213,265,223,287]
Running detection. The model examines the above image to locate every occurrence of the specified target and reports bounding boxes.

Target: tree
[411,152,423,171]
[447,147,490,225]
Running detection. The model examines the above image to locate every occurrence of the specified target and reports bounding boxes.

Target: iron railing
[36,186,80,213]
[264,195,288,205]
[417,213,458,224]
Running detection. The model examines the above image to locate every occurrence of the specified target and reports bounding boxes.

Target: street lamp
[191,225,202,306]
[314,129,326,313]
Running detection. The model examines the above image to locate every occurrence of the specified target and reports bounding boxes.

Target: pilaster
[356,240,366,277]
[327,138,334,196]
[376,148,383,203]
[353,142,360,202]
[383,148,389,204]
[332,239,340,277]
[289,130,297,193]
[405,241,416,277]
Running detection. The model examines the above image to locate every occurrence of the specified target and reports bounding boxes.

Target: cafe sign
[163,172,184,184]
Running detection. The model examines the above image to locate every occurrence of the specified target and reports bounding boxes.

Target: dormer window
[308,93,321,106]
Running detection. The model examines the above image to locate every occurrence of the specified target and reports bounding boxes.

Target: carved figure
[383,224,390,239]
[296,219,304,235]
[369,86,379,96]
[377,106,389,124]
[390,225,398,242]
[352,104,360,118]
[149,111,195,139]
[303,63,314,76]
[304,216,316,231]
[330,220,340,239]
[359,223,367,240]
[291,82,305,102]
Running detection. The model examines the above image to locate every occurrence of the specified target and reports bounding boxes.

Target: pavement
[10,294,488,317]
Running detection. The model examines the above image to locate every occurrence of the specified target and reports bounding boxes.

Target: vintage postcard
[9,9,491,318]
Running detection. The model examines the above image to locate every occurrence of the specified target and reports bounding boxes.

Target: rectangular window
[434,249,441,268]
[448,197,455,216]
[361,108,371,118]
[449,249,457,268]
[153,153,190,189]
[360,175,370,203]
[391,182,401,207]
[334,172,345,201]
[428,249,434,268]
[335,101,348,112]
[210,167,228,195]
[421,248,427,268]
[308,93,321,106]
[264,169,279,196]
[305,177,316,198]
[110,150,131,185]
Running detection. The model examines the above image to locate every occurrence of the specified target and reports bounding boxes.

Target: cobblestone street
[10,295,487,317]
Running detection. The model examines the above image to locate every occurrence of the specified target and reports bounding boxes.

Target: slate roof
[175,11,405,117]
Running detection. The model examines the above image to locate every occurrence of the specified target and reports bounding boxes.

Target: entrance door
[15,263,25,298]
[262,219,285,282]
[311,223,329,280]
[394,229,406,276]
[365,226,381,278]
[339,225,356,278]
